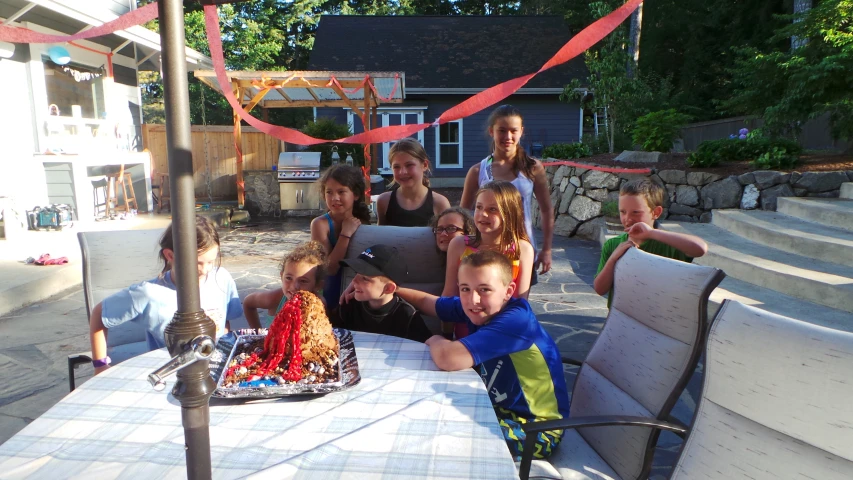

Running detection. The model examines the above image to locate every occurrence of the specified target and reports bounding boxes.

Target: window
[43,60,106,119]
[435,120,463,168]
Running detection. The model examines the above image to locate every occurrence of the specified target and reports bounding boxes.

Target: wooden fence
[141,124,284,199]
[681,114,850,152]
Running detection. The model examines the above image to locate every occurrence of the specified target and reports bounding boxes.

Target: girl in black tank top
[385,185,435,226]
[376,138,450,227]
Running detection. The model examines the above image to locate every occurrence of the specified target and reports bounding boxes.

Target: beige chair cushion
[529,429,623,480]
[672,301,853,479]
[78,229,165,347]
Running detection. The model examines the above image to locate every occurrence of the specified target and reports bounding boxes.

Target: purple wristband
[92,356,111,368]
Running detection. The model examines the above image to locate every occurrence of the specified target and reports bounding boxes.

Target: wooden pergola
[193,70,405,205]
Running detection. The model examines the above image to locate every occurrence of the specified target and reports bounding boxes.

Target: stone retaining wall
[532,162,853,240]
[244,170,280,216]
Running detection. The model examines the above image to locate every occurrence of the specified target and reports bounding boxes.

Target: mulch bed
[555,152,853,177]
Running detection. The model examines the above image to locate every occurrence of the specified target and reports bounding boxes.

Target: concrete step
[711,209,853,268]
[0,261,81,317]
[777,197,853,232]
[662,221,853,313]
[708,277,852,332]
[841,182,853,199]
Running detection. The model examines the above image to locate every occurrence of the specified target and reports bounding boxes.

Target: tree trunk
[627,3,643,79]
[791,0,812,50]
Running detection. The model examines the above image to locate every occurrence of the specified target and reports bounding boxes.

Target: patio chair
[519,247,725,480]
[67,229,166,390]
[522,299,853,479]
[342,225,445,333]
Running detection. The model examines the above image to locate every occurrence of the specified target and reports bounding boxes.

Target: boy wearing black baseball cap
[328,244,432,343]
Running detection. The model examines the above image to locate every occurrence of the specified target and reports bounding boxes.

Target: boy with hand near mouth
[329,244,432,343]
[397,250,569,461]
[594,178,708,307]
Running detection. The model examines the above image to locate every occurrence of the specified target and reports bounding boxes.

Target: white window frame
[434,119,464,168]
[346,108,425,172]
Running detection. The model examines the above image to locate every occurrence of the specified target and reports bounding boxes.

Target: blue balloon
[48,45,70,65]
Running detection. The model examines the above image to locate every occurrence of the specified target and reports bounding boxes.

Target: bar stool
[154,173,170,213]
[91,177,109,218]
[104,165,138,215]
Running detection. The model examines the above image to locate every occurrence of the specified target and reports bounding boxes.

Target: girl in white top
[460,105,555,275]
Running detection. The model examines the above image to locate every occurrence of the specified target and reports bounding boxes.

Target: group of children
[87,104,707,463]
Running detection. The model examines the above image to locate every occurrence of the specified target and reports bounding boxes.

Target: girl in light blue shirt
[89,216,242,374]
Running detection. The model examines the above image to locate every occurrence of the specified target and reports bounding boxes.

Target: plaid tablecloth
[0,332,519,479]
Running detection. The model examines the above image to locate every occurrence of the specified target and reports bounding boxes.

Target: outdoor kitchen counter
[34,152,153,221]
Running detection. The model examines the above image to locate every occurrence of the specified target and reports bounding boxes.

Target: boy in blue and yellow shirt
[397,250,569,461]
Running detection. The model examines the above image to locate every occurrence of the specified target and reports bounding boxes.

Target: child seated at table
[89,216,242,374]
[328,244,432,343]
[243,241,327,329]
[396,250,570,461]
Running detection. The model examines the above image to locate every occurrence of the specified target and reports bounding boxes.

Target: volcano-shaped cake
[223,291,340,387]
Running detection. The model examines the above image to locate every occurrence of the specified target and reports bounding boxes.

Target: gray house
[308,15,588,185]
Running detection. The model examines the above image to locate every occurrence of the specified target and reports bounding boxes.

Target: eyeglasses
[432,226,464,235]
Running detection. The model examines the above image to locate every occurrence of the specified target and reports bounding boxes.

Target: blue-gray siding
[316,94,580,178]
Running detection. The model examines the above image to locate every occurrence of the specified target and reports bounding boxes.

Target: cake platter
[208,328,361,399]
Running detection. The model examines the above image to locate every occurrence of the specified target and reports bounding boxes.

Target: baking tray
[208,328,360,399]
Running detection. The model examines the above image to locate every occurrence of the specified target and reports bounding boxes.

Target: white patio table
[0,332,519,479]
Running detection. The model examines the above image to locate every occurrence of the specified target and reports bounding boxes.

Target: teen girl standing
[461,105,554,277]
[377,138,451,227]
[311,164,371,308]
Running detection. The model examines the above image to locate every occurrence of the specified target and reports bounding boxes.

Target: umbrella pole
[158,0,216,478]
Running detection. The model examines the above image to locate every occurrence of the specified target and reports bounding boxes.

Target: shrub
[632,109,691,152]
[581,130,632,155]
[542,142,591,160]
[752,147,798,170]
[301,118,365,168]
[686,136,802,168]
[601,200,619,219]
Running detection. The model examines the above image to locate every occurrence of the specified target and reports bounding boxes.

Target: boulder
[606,190,620,204]
[657,169,688,185]
[586,188,608,202]
[790,171,802,184]
[753,171,790,190]
[552,165,571,187]
[574,167,589,176]
[687,172,722,186]
[559,177,569,192]
[760,183,795,210]
[576,217,606,241]
[568,195,602,221]
[665,184,677,204]
[699,212,713,223]
[675,185,700,207]
[614,150,669,163]
[700,177,743,209]
[793,187,808,197]
[569,176,582,187]
[793,171,848,193]
[583,170,620,190]
[740,184,760,210]
[737,172,755,186]
[554,215,580,237]
[669,203,704,217]
[551,188,562,214]
[558,185,576,214]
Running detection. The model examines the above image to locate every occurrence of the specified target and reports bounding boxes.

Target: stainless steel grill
[277,152,321,182]
[277,152,321,210]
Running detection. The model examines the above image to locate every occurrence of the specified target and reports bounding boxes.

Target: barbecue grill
[277,152,321,210]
